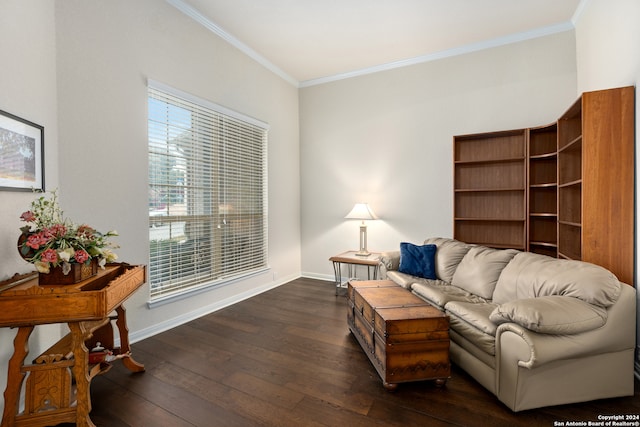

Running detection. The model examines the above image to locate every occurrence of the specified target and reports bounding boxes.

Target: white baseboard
[301,272,334,282]
[125,272,300,345]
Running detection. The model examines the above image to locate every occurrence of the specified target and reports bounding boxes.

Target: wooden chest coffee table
[347,280,450,390]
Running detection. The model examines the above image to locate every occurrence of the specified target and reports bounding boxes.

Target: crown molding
[571,0,591,25]
[299,21,575,88]
[166,0,299,87]
[167,0,576,90]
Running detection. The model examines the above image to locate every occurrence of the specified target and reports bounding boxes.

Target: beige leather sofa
[379,237,636,412]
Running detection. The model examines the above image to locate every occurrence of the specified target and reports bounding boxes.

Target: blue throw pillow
[398,242,437,280]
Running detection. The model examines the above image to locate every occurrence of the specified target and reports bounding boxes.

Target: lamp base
[355,223,370,256]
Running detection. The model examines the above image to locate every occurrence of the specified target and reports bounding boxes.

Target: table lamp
[345,203,378,256]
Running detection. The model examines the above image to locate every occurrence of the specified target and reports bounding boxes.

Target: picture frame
[0,109,44,192]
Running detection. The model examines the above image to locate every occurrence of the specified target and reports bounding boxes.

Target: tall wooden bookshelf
[528,123,558,257]
[557,99,583,261]
[558,86,635,285]
[453,86,635,285]
[453,130,527,250]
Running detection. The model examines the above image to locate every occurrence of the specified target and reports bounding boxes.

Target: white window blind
[148,81,268,301]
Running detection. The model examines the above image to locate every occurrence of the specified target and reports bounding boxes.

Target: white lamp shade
[344,203,378,220]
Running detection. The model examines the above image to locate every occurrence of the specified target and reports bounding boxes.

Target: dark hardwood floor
[73,277,639,426]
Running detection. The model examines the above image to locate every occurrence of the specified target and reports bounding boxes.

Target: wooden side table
[329,251,381,295]
[0,263,146,427]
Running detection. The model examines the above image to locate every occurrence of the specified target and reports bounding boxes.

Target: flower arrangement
[18,190,119,275]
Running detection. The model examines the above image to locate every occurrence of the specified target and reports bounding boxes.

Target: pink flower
[40,249,58,263]
[74,250,90,263]
[76,225,96,239]
[20,211,36,222]
[47,224,67,238]
[26,233,48,249]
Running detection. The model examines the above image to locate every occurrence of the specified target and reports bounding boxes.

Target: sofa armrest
[378,250,401,279]
[495,284,636,369]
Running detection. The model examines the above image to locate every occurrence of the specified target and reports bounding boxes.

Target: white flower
[103,249,118,263]
[58,248,75,263]
[34,261,50,274]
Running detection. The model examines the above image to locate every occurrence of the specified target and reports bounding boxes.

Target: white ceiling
[169,0,585,87]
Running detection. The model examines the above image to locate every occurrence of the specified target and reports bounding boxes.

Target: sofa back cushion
[451,246,519,299]
[423,237,472,283]
[493,252,621,307]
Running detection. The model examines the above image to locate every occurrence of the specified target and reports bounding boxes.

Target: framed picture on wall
[0,109,44,192]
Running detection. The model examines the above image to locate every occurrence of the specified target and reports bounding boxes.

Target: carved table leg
[68,321,96,427]
[115,304,145,373]
[2,326,34,426]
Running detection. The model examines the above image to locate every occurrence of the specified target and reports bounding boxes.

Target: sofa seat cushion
[445,301,498,356]
[489,295,607,334]
[386,271,447,290]
[493,252,621,307]
[423,238,473,283]
[449,329,496,369]
[412,282,487,310]
[451,246,519,300]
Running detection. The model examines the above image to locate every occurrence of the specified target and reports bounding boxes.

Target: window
[148,81,268,301]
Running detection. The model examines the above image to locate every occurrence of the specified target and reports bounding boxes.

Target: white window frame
[147,80,269,304]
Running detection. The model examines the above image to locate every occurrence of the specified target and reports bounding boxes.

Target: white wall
[0,0,62,415]
[54,0,301,337]
[574,0,640,373]
[0,0,300,415]
[0,1,59,274]
[299,31,578,280]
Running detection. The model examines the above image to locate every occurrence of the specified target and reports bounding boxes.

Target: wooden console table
[0,263,146,427]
